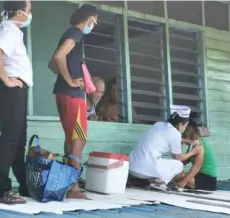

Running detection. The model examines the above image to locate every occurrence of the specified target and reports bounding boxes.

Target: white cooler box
[85,152,129,194]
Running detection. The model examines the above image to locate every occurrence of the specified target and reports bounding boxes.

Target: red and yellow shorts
[56,94,87,146]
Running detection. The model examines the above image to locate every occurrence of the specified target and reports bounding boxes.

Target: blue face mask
[83,23,94,35]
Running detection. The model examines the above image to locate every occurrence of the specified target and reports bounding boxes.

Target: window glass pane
[128,1,164,17]
[170,28,205,123]
[167,1,202,25]
[128,19,167,124]
[205,1,229,31]
[92,1,124,8]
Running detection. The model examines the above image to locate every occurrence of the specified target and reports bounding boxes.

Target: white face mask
[21,12,32,28]
[15,11,32,28]
[0,10,32,28]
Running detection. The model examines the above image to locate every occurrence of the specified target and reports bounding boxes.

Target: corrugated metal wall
[205,30,230,180]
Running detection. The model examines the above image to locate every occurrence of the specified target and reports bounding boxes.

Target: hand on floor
[176,179,188,189]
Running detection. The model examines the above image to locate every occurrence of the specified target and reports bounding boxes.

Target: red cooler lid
[90,152,129,161]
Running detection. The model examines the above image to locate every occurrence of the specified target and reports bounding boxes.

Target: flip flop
[149,182,168,191]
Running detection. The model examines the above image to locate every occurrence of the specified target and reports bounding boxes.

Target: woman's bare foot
[66,190,90,200]
[66,183,90,200]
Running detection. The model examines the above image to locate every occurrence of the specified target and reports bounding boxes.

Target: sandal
[0,190,27,205]
[149,181,168,191]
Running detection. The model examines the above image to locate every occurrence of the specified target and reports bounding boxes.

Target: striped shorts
[56,94,87,148]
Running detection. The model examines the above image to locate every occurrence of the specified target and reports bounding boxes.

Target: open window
[84,10,126,123]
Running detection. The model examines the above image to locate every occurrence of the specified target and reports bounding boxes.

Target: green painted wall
[11,121,149,186]
[204,29,230,180]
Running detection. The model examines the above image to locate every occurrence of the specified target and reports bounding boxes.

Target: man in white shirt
[129,105,201,191]
[0,0,32,204]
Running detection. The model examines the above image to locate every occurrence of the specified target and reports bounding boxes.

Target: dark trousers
[0,82,28,197]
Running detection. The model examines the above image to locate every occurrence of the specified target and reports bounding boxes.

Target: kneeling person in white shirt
[129,105,201,191]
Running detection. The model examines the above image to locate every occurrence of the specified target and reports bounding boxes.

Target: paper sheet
[124,188,230,215]
[0,193,152,214]
[0,189,230,215]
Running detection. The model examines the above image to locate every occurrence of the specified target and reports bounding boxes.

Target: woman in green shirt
[177,119,217,191]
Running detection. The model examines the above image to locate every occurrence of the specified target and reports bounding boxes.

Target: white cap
[170,105,191,119]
